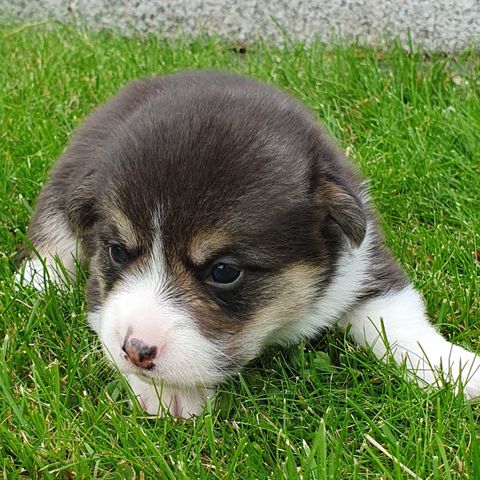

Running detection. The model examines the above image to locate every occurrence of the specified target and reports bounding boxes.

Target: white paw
[15,258,72,291]
[438,345,480,400]
[126,374,212,418]
[405,343,480,399]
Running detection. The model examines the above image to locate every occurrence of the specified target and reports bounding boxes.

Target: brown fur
[21,70,410,394]
[188,230,231,266]
[228,263,320,364]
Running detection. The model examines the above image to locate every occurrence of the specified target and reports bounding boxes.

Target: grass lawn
[1,23,480,479]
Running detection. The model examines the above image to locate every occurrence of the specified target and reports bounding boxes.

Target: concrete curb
[1,0,480,51]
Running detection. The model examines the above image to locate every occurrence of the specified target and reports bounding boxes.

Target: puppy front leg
[125,374,212,418]
[339,285,480,398]
[16,210,79,290]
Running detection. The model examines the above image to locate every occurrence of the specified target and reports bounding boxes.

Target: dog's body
[18,70,480,417]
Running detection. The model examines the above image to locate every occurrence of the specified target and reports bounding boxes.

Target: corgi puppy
[17,70,480,417]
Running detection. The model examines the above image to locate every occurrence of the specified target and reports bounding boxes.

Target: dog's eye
[108,244,129,265]
[208,263,242,285]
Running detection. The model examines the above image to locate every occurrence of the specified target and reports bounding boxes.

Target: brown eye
[208,263,242,285]
[109,244,129,265]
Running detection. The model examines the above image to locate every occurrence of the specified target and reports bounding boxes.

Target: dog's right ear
[313,174,367,248]
[67,170,98,233]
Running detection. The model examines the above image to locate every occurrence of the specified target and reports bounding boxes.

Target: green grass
[1,23,480,479]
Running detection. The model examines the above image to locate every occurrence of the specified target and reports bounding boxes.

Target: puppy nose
[122,337,157,370]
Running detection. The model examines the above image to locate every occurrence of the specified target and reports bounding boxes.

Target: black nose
[122,337,157,370]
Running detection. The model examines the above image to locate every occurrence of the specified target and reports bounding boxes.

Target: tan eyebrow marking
[189,230,230,265]
[108,207,139,248]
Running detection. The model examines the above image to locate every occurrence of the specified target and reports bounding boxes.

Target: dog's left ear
[67,169,98,234]
[314,175,367,247]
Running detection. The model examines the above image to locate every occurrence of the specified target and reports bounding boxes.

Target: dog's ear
[314,175,367,247]
[67,170,98,233]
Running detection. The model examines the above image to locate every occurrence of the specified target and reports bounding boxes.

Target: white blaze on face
[89,231,223,388]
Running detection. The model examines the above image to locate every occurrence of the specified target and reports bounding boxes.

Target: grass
[1,23,480,479]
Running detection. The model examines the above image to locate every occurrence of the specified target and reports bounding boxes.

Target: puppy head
[69,73,366,388]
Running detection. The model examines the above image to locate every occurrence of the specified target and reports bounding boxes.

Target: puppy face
[70,74,366,389]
